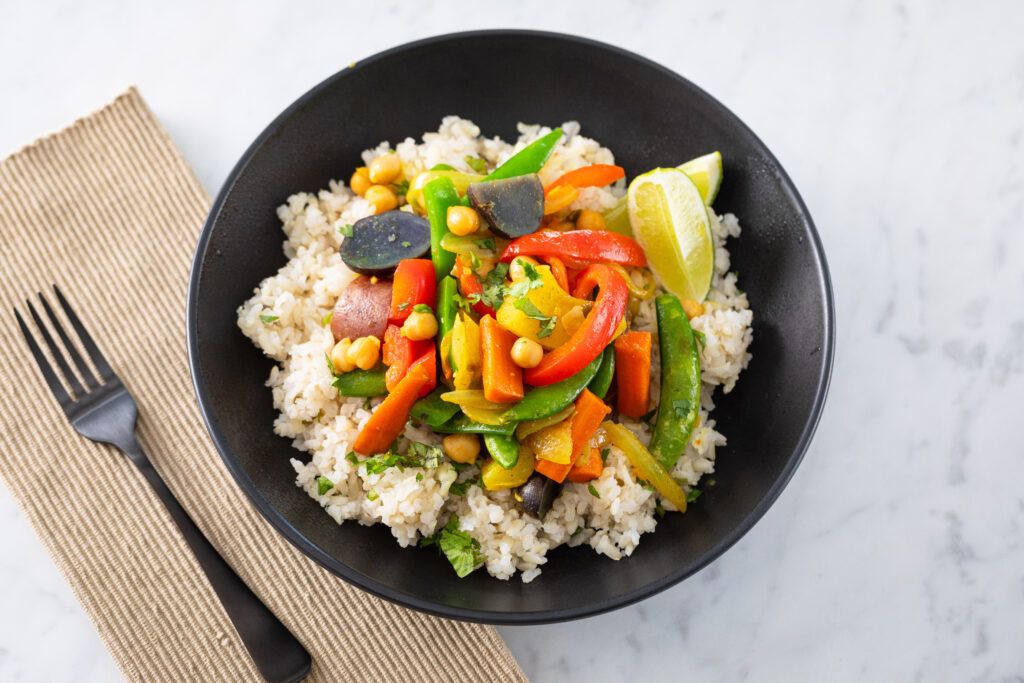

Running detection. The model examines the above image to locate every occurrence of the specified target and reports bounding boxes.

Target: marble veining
[2,0,1023,681]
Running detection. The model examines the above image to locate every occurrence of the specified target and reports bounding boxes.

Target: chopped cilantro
[432,516,485,578]
[367,489,379,501]
[513,298,557,338]
[397,302,410,311]
[259,314,279,324]
[416,472,423,482]
[338,223,354,237]
[600,448,610,464]
[413,303,433,314]
[321,311,333,326]
[505,262,544,299]
[449,475,480,497]
[464,155,487,173]
[325,352,338,376]
[316,476,334,496]
[655,499,666,518]
[352,441,443,475]
[392,179,410,195]
[473,237,496,251]
[468,251,482,271]
[345,452,358,464]
[452,292,475,315]
[672,398,693,417]
[477,263,511,309]
[692,329,706,350]
[401,240,412,248]
[571,526,584,537]
[686,488,703,503]
[588,484,601,498]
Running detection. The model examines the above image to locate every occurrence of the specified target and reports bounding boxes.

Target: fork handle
[126,442,311,683]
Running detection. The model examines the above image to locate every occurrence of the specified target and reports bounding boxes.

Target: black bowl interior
[187,30,834,624]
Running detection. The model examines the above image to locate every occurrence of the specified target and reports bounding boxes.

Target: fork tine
[39,293,100,391]
[15,308,75,415]
[26,299,87,399]
[52,285,116,383]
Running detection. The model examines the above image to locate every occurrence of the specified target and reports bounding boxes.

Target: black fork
[15,286,311,683]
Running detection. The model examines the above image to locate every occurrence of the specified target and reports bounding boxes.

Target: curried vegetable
[450,311,482,390]
[588,344,616,399]
[433,413,517,436]
[483,433,520,469]
[467,174,545,239]
[423,176,463,283]
[516,404,575,441]
[526,417,573,464]
[500,230,648,269]
[332,368,387,397]
[406,169,484,212]
[383,324,435,394]
[353,362,430,455]
[340,211,431,276]
[484,128,562,181]
[614,331,652,418]
[480,315,524,403]
[648,294,701,471]
[495,264,588,350]
[534,388,610,483]
[502,352,603,423]
[389,259,436,325]
[545,164,625,192]
[524,265,629,386]
[481,443,535,490]
[453,255,496,317]
[516,473,561,518]
[567,447,603,483]
[604,422,687,512]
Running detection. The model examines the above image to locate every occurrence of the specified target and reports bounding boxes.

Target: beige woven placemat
[0,88,526,683]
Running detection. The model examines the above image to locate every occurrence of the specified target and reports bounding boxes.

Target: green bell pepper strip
[423,176,462,281]
[433,413,517,436]
[332,369,387,397]
[588,344,616,399]
[649,294,702,471]
[410,387,460,427]
[436,276,459,341]
[501,353,602,423]
[484,433,519,470]
[484,128,563,181]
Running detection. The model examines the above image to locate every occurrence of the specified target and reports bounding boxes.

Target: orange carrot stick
[568,447,604,483]
[480,315,524,403]
[614,331,651,418]
[353,362,429,455]
[536,388,610,483]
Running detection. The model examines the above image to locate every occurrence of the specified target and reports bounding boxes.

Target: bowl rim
[186,28,835,625]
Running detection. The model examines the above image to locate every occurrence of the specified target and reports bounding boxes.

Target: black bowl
[187,30,834,624]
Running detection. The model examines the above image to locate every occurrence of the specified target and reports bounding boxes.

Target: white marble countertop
[2,1,1023,680]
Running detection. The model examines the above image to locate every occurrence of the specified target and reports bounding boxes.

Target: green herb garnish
[397,302,410,311]
[316,476,334,496]
[571,526,584,537]
[325,352,338,376]
[600,448,610,464]
[686,488,703,503]
[413,303,433,314]
[588,484,601,499]
[260,314,279,324]
[338,223,354,237]
[352,441,443,475]
[345,452,358,464]
[428,515,485,578]
[416,472,424,482]
[473,237,496,251]
[321,311,333,326]
[513,298,557,338]
[367,489,379,501]
[692,329,706,351]
[392,179,410,195]
[401,240,412,248]
[464,155,487,173]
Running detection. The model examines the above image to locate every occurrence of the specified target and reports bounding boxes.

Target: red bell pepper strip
[524,265,629,386]
[500,230,647,269]
[453,255,495,316]
[382,324,436,396]
[541,255,570,292]
[388,259,436,325]
[545,164,625,192]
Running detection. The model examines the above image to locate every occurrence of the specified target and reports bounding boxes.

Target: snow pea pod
[483,433,520,469]
[410,387,460,427]
[423,176,461,281]
[588,344,616,399]
[649,294,701,470]
[333,369,387,397]
[436,276,459,342]
[502,353,602,423]
[434,412,517,435]
[484,128,563,181]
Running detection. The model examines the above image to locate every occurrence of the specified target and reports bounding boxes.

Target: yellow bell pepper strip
[603,422,687,512]
[525,417,574,464]
[500,230,648,269]
[484,128,563,181]
[648,294,702,470]
[524,265,629,386]
[481,443,536,490]
[439,389,507,411]
[534,388,610,483]
[450,311,481,390]
[496,264,588,350]
[516,405,575,440]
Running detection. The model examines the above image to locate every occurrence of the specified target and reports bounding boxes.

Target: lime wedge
[627,168,714,301]
[678,151,722,205]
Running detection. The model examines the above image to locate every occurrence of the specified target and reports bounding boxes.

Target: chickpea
[330,338,356,373]
[402,310,438,341]
[575,209,606,231]
[680,299,705,319]
[350,167,372,196]
[365,184,398,213]
[511,337,543,369]
[443,434,481,464]
[446,205,480,236]
[346,336,381,370]
[561,305,586,335]
[509,255,539,281]
[368,153,402,184]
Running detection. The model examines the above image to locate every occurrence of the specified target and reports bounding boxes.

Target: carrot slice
[353,362,429,455]
[536,388,611,483]
[614,331,651,418]
[480,315,524,403]
[568,447,604,483]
